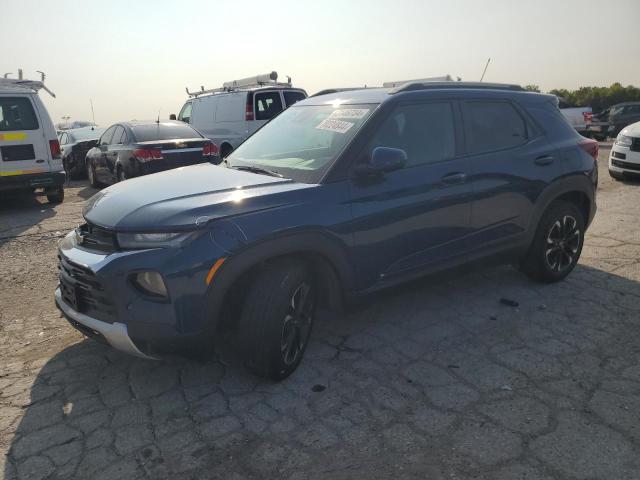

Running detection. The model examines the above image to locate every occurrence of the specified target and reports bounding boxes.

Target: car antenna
[156,109,161,124]
[480,57,491,82]
[89,99,96,130]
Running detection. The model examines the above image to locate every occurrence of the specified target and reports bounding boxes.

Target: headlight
[615,134,632,147]
[116,231,195,249]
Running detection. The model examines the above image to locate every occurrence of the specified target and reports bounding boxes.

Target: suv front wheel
[238,260,316,381]
[521,200,585,283]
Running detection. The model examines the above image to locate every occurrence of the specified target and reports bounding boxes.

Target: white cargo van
[0,73,65,203]
[174,72,307,158]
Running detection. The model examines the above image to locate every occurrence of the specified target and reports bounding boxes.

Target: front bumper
[609,144,640,175]
[0,170,66,192]
[55,287,156,359]
[56,229,226,358]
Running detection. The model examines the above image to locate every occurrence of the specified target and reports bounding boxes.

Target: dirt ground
[1,146,640,479]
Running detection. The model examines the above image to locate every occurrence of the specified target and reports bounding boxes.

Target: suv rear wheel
[521,200,585,283]
[238,260,316,381]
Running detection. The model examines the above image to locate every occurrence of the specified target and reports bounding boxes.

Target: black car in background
[609,102,640,136]
[59,126,106,179]
[85,120,219,187]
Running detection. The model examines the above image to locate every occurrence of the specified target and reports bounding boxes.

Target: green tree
[523,85,540,92]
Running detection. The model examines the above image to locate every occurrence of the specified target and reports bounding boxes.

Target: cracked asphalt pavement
[1,146,640,479]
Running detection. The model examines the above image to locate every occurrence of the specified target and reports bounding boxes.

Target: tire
[117,165,127,182]
[87,159,100,188]
[521,200,585,283]
[45,186,64,204]
[220,143,233,159]
[238,260,317,381]
[609,170,624,181]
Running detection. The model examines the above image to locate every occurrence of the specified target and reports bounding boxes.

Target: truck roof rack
[186,71,293,98]
[390,81,524,94]
[0,69,56,97]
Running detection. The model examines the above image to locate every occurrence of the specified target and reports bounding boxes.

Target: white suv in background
[173,72,306,158]
[609,121,640,180]
[0,75,65,203]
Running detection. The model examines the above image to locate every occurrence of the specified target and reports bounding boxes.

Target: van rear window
[131,123,201,142]
[255,92,283,121]
[0,97,39,131]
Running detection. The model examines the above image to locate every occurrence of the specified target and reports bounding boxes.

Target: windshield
[226,103,376,183]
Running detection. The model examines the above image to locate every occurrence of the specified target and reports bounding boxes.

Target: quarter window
[0,97,39,131]
[368,102,456,167]
[463,101,528,154]
[255,92,284,121]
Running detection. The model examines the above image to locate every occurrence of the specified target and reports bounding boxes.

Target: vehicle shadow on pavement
[3,263,640,479]
[0,191,57,241]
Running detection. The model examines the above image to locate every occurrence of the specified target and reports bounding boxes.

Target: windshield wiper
[229,165,284,178]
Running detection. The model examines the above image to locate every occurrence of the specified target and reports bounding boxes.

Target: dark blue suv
[56,82,598,380]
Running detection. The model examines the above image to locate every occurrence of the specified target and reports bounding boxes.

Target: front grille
[612,159,640,172]
[76,223,117,253]
[631,137,640,152]
[58,254,115,322]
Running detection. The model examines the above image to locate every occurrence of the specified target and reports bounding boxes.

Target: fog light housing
[133,271,168,297]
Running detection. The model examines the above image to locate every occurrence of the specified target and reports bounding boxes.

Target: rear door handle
[441,172,467,185]
[535,155,555,166]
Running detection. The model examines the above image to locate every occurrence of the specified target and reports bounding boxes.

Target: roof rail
[0,70,56,97]
[186,71,293,98]
[383,75,454,88]
[390,81,524,94]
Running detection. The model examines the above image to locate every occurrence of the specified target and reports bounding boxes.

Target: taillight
[583,111,593,124]
[202,142,219,156]
[133,148,163,161]
[245,94,254,121]
[49,139,61,159]
[579,139,598,160]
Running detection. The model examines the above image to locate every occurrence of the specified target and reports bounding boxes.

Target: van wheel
[46,186,64,204]
[238,260,316,381]
[521,201,584,283]
[87,160,100,188]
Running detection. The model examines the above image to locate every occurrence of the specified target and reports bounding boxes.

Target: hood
[83,163,315,230]
[621,121,640,138]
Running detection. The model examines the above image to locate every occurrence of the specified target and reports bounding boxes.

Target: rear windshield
[69,127,105,142]
[131,122,201,142]
[0,97,39,131]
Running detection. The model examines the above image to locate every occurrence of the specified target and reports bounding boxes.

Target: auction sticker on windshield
[328,108,370,120]
[316,118,354,134]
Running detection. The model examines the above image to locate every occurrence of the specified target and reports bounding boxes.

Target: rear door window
[255,91,283,121]
[463,101,528,154]
[283,91,306,107]
[0,97,39,131]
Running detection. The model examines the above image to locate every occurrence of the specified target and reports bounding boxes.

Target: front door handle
[441,172,467,185]
[535,155,554,166]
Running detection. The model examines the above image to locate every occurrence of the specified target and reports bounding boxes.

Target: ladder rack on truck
[186,71,292,98]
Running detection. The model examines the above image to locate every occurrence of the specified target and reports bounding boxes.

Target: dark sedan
[85,120,219,187]
[59,126,106,179]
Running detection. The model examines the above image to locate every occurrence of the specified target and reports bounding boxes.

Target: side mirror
[169,114,177,120]
[355,147,407,177]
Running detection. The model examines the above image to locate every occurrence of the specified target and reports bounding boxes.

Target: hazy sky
[3,0,639,125]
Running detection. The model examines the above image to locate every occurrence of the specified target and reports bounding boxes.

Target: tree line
[523,83,640,113]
